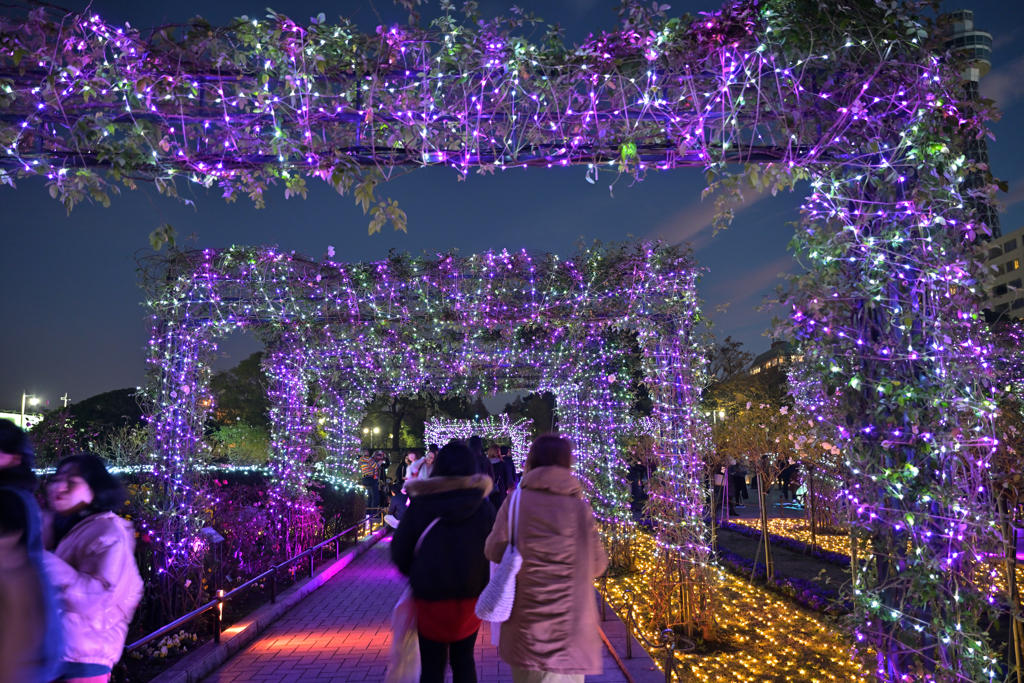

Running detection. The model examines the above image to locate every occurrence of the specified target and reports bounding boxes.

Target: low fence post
[270,572,277,604]
[624,590,635,660]
[600,575,607,622]
[660,629,676,683]
[335,537,340,559]
[213,589,224,644]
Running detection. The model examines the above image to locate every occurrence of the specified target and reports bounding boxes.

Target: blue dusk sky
[1,0,1022,411]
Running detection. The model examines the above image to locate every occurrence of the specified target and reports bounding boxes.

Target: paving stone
[201,536,628,683]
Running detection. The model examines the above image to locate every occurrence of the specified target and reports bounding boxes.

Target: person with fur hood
[44,454,143,683]
[391,440,496,683]
[484,435,608,683]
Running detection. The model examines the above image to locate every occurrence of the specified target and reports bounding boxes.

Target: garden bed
[602,535,869,683]
[725,519,851,566]
[716,548,847,615]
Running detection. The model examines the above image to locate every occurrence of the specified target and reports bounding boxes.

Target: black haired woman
[44,454,143,683]
[0,419,63,683]
[391,441,495,683]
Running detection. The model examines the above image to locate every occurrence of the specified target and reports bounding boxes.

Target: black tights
[419,630,478,683]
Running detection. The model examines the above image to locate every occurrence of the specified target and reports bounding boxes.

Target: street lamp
[21,393,40,430]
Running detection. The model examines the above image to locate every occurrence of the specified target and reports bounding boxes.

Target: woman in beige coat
[484,435,608,683]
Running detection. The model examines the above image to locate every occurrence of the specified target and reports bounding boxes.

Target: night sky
[2,0,1022,412]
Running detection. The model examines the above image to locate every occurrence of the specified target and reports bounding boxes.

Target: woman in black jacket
[391,441,495,683]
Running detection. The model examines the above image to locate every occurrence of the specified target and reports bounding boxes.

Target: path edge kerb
[146,526,388,683]
[597,591,666,683]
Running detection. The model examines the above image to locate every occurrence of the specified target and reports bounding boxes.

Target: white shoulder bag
[475,488,522,622]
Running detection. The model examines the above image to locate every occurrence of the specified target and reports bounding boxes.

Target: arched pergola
[2,0,1012,677]
[142,241,712,625]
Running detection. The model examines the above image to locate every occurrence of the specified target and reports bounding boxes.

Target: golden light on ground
[731,518,851,557]
[601,534,871,683]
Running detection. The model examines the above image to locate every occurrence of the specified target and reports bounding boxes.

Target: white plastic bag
[489,619,501,647]
[386,585,420,683]
[385,518,439,683]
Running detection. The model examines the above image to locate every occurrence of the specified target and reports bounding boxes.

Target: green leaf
[149,223,177,251]
[354,175,377,214]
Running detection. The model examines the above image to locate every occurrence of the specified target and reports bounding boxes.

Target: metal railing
[125,512,383,654]
[598,575,696,683]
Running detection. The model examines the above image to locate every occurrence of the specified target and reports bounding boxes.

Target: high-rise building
[983,225,1024,318]
[944,10,1000,238]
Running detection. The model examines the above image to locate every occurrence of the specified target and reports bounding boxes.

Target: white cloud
[981,54,1024,109]
[648,190,770,250]
[991,28,1022,52]
[1004,175,1024,208]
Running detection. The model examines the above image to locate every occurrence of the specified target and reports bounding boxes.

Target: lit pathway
[202,535,630,683]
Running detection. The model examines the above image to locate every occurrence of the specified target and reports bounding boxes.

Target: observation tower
[944,9,1000,238]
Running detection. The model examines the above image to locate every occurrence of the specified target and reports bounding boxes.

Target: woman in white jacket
[45,454,143,683]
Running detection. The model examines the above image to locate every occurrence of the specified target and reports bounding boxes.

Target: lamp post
[373,426,380,449]
[21,393,40,430]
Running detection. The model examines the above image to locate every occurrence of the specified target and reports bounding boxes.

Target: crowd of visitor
[710,456,805,518]
[390,434,606,683]
[0,419,142,683]
[378,441,518,531]
[1,413,608,683]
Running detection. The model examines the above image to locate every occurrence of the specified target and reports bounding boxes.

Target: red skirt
[414,597,481,643]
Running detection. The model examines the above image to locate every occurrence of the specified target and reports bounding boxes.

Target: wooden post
[998,497,1022,683]
[808,465,817,553]
[600,574,607,622]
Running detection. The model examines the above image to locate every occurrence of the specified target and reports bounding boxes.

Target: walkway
[202,535,631,683]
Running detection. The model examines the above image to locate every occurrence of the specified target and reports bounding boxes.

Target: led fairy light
[6,1,1013,675]
[143,242,711,631]
[424,414,533,468]
[603,534,871,682]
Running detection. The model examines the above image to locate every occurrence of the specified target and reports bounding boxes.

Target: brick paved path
[203,535,629,683]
